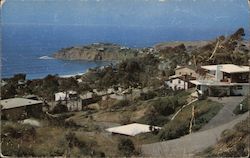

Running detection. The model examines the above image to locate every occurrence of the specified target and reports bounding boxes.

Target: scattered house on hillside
[191,64,250,97]
[106,123,161,136]
[77,78,83,83]
[80,92,100,107]
[97,47,105,51]
[175,65,198,78]
[55,91,77,101]
[0,98,43,120]
[109,94,126,100]
[1,80,7,86]
[165,76,195,90]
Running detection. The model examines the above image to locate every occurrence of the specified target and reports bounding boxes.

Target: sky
[2,0,250,31]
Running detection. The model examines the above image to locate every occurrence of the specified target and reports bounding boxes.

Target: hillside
[53,43,139,61]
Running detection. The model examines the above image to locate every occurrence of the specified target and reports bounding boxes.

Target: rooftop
[106,123,161,136]
[175,65,196,71]
[201,64,249,73]
[0,98,43,110]
[190,80,250,86]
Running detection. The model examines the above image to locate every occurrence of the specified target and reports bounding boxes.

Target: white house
[191,64,249,96]
[55,91,77,101]
[165,77,195,90]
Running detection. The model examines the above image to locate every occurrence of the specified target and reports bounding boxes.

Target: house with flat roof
[106,123,161,136]
[0,98,43,120]
[191,64,249,97]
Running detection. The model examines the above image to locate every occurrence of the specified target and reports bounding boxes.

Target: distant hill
[53,43,139,61]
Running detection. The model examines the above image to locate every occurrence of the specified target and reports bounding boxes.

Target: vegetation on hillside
[191,28,249,66]
[233,96,249,115]
[158,99,223,140]
[199,117,249,157]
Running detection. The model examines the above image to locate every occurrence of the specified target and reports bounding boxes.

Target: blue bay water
[1,0,250,79]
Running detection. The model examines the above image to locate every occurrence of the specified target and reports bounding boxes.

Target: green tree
[118,138,135,157]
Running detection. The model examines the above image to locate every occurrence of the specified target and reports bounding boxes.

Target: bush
[1,124,36,157]
[113,99,130,109]
[233,98,249,115]
[139,108,169,126]
[158,99,222,140]
[2,124,36,139]
[1,139,35,157]
[139,91,157,100]
[65,132,86,149]
[152,98,176,116]
[158,120,189,140]
[119,113,132,125]
[52,102,68,114]
[118,138,135,156]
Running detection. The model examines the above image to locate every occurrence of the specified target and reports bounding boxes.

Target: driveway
[201,96,245,131]
[141,112,248,157]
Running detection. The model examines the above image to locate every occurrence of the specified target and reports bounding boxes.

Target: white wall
[232,85,250,96]
[166,78,188,90]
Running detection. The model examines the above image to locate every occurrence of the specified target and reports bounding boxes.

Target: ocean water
[1,0,250,79]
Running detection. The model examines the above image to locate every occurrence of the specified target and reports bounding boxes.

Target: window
[190,73,192,76]
[197,85,201,90]
[179,72,181,75]
[178,80,181,84]
[170,80,172,83]
[236,86,243,90]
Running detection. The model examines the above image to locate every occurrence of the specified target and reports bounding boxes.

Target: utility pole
[189,104,195,134]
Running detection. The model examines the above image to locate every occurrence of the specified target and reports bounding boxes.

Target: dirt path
[141,112,248,157]
[201,96,245,131]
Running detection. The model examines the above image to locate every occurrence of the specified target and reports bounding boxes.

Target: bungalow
[0,98,43,120]
[165,76,195,90]
[191,64,249,97]
[80,92,101,107]
[55,91,77,101]
[106,123,161,136]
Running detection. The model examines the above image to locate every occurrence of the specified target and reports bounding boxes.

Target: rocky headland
[53,43,140,61]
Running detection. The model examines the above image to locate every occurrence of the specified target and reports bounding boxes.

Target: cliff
[53,43,139,61]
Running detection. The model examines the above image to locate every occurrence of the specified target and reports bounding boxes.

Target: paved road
[201,96,245,131]
[141,112,248,157]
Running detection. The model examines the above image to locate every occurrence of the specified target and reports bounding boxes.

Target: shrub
[118,138,135,156]
[233,97,249,115]
[158,99,222,140]
[158,120,189,140]
[119,113,132,125]
[113,99,130,109]
[2,124,36,139]
[152,98,175,116]
[140,108,169,126]
[139,91,157,100]
[2,139,35,157]
[52,102,68,114]
[65,132,86,149]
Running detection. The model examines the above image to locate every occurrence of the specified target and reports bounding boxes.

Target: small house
[80,92,100,107]
[165,76,195,90]
[55,91,77,101]
[0,98,43,120]
[106,123,161,136]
